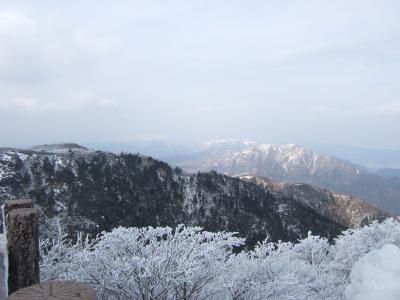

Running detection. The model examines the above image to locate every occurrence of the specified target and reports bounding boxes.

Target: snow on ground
[345,244,400,300]
[0,234,7,298]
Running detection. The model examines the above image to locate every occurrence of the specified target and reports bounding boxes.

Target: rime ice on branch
[40,219,400,300]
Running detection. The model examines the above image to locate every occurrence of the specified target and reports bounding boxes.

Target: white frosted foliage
[40,218,400,300]
[345,244,400,300]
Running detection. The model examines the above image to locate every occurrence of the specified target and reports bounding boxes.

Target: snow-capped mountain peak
[174,140,400,213]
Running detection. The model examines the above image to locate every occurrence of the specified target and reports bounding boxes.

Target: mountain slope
[373,168,400,179]
[0,144,345,246]
[174,140,400,214]
[239,174,388,228]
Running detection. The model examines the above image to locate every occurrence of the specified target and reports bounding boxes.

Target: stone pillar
[4,199,40,294]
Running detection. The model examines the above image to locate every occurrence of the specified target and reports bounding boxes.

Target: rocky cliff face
[0,145,345,246]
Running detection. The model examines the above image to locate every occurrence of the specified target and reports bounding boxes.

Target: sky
[0,0,400,149]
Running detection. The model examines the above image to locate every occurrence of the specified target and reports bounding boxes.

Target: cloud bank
[0,1,399,148]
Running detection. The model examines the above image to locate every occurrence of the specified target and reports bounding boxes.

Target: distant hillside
[373,168,400,179]
[239,174,388,228]
[172,140,400,214]
[0,144,347,246]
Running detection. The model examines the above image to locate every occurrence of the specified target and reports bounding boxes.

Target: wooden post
[8,281,96,300]
[3,198,33,217]
[8,281,97,300]
[5,199,40,294]
[1,199,33,233]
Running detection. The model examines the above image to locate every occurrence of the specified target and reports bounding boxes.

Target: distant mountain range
[0,143,387,246]
[91,140,400,170]
[142,139,400,214]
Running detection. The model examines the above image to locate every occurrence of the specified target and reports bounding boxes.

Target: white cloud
[0,11,45,82]
[0,2,399,147]
[0,94,118,112]
[0,10,116,84]
[0,9,120,115]
[95,97,120,108]
[308,105,336,115]
[378,102,400,116]
[72,30,114,55]
[197,105,218,113]
[0,11,36,35]
[117,134,169,143]
[0,97,37,110]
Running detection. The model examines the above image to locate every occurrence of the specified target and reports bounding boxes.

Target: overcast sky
[0,0,400,149]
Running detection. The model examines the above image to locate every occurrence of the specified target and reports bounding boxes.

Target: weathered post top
[3,199,33,217]
[8,281,97,300]
[7,207,38,220]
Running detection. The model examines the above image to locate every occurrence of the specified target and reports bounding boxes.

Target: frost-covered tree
[41,225,244,299]
[40,218,400,300]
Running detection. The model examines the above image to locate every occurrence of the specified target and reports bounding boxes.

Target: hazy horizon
[1,1,400,149]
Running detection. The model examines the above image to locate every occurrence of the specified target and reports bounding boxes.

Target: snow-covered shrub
[328,218,400,296]
[41,224,244,299]
[345,244,400,300]
[40,231,95,282]
[40,218,400,300]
